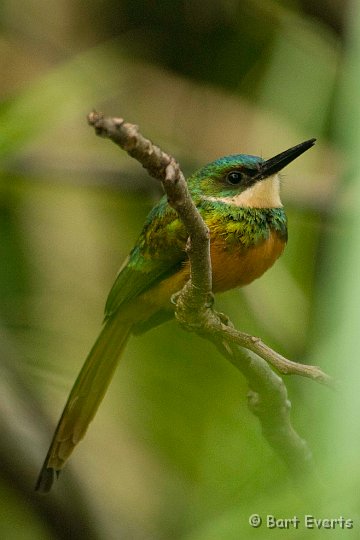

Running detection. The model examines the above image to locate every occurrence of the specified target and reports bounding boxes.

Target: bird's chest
[208,216,286,292]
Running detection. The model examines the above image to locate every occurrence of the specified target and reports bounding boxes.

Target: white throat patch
[204,174,282,208]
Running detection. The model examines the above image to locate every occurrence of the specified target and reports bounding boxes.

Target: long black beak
[254,138,316,179]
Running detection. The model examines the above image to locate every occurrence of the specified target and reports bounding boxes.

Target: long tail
[36,313,132,493]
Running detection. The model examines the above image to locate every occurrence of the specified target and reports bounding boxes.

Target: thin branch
[87,111,333,478]
[215,342,315,478]
[209,318,332,386]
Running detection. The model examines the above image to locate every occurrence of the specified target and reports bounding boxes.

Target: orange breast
[134,230,285,321]
[210,230,286,292]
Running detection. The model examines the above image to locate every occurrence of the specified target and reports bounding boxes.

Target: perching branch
[87,111,332,478]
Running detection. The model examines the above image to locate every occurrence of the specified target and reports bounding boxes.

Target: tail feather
[36,314,131,493]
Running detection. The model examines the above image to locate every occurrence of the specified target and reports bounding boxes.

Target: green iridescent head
[187,139,316,198]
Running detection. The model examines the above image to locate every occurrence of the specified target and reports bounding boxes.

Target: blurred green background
[1,0,359,538]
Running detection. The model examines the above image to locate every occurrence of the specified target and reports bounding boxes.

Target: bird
[36,138,315,492]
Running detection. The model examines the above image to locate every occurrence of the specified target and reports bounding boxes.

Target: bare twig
[87,110,333,478]
[207,318,332,386]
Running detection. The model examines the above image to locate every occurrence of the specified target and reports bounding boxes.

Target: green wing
[105,196,188,319]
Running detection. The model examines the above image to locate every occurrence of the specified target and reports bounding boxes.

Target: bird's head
[188,139,316,208]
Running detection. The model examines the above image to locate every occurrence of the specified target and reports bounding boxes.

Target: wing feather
[105,196,187,319]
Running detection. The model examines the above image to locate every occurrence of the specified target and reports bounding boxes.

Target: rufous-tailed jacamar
[36,138,315,492]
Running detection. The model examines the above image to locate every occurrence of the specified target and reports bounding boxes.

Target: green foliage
[0,1,354,539]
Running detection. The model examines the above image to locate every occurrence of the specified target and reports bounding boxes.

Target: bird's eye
[226,171,243,185]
